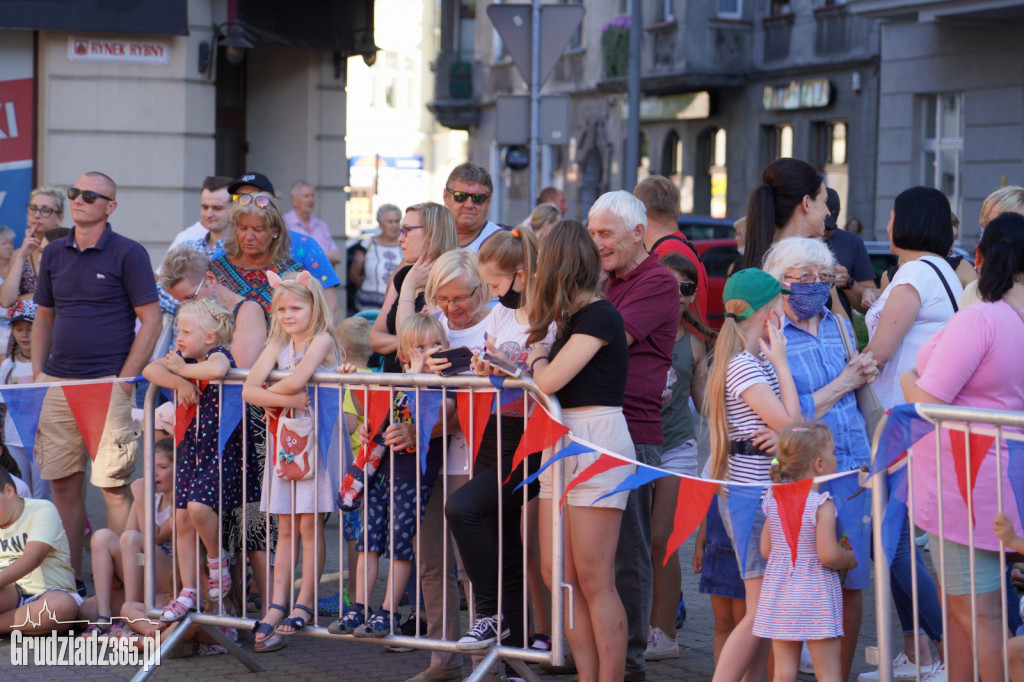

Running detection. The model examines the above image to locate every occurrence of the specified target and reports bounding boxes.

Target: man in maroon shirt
[588,191,680,680]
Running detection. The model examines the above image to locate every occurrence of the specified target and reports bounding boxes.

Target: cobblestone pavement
[0,459,901,681]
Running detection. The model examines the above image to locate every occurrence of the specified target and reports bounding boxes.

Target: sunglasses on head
[233,194,273,208]
[447,188,490,206]
[68,188,113,204]
[679,281,697,297]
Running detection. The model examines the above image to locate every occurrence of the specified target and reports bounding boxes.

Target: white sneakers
[857,651,945,682]
[644,626,679,661]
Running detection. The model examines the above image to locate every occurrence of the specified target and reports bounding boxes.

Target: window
[659,0,676,21]
[921,93,964,216]
[814,120,848,226]
[710,129,728,219]
[562,0,584,51]
[770,0,791,14]
[717,0,741,19]
[763,123,793,162]
[661,131,681,177]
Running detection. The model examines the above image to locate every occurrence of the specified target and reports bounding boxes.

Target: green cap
[723,268,791,321]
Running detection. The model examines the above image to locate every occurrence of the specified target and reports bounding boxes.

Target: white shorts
[539,405,636,509]
[659,439,698,477]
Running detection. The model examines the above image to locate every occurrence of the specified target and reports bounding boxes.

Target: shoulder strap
[919,258,959,313]
[651,233,699,261]
[832,314,855,362]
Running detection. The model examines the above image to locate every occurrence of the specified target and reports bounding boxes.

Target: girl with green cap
[705,267,803,682]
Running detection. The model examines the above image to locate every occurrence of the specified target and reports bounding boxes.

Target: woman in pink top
[902,212,1024,682]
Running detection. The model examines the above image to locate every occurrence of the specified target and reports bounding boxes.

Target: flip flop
[276,604,314,635]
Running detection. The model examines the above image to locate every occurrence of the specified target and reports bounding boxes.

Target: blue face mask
[787,281,831,319]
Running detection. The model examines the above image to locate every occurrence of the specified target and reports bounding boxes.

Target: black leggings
[445,416,540,648]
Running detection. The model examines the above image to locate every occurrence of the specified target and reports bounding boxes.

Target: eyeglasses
[678,281,697,297]
[446,188,491,206]
[183,277,205,303]
[233,194,273,208]
[26,204,58,218]
[68,188,113,204]
[785,272,837,285]
[400,225,423,239]
[436,294,474,307]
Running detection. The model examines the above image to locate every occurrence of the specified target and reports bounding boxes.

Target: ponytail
[977,212,1024,302]
[739,186,776,271]
[706,299,751,481]
[739,158,823,271]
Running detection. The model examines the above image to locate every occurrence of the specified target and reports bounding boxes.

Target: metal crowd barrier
[868,403,1024,682]
[134,369,567,681]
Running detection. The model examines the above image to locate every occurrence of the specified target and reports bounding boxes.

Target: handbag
[833,315,886,439]
[273,408,316,481]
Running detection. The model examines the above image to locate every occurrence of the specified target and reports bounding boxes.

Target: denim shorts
[716,492,767,580]
[699,498,746,600]
[929,533,1003,595]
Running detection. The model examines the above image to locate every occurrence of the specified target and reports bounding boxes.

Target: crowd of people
[0,159,1023,682]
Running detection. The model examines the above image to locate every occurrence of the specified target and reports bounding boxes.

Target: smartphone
[433,346,473,376]
[481,350,522,378]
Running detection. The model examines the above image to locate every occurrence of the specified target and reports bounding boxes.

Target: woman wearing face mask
[762,237,878,682]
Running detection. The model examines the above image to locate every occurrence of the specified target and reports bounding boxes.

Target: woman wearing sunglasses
[0,187,64,309]
[210,192,303,314]
[762,237,879,682]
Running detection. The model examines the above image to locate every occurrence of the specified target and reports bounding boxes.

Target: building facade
[430,0,882,235]
[0,0,374,266]
[851,0,1024,244]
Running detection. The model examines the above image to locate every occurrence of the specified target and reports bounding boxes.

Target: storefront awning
[0,0,187,35]
[237,0,376,55]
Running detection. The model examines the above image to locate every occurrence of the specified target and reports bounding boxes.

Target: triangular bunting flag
[507,404,568,484]
[948,429,995,525]
[412,390,445,474]
[882,465,908,565]
[871,404,934,477]
[62,382,114,459]
[821,470,871,570]
[727,483,764,572]
[314,386,340,462]
[590,463,667,506]
[0,386,47,457]
[773,479,814,567]
[352,388,392,440]
[559,454,627,507]
[1008,441,1024,530]
[664,478,718,566]
[217,384,244,453]
[456,391,494,465]
[172,380,208,444]
[515,440,592,492]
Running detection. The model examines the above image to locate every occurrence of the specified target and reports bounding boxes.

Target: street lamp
[198,21,255,78]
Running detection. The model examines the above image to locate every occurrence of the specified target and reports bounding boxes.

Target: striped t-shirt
[725,351,780,485]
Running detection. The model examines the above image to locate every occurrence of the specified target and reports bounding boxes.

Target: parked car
[863,240,974,287]
[694,238,740,330]
[677,215,734,241]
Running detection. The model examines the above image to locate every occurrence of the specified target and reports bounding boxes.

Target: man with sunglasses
[32,171,161,591]
[227,172,341,316]
[442,163,503,252]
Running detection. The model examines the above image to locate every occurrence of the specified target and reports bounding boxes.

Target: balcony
[815,4,850,56]
[427,50,480,131]
[763,13,794,62]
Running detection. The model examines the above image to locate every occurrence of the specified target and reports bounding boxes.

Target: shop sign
[68,37,170,65]
[763,79,831,111]
[620,92,711,122]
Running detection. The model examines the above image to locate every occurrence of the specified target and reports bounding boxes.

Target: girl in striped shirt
[706,268,802,682]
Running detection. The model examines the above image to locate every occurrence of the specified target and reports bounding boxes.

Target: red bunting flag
[773,478,814,567]
[949,429,995,525]
[456,392,494,465]
[352,388,393,439]
[173,380,208,445]
[559,454,627,507]
[507,404,569,484]
[664,478,718,566]
[62,382,114,460]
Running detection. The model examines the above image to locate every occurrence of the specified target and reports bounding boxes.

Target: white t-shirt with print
[438,311,492,475]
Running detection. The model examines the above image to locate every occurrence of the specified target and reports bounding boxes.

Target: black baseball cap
[824,187,840,231]
[228,172,275,196]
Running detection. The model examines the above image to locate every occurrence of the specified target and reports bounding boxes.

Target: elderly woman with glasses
[762,236,879,682]
[369,201,459,373]
[210,192,302,314]
[0,187,64,308]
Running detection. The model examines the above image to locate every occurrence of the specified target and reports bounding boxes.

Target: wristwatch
[840,278,855,291]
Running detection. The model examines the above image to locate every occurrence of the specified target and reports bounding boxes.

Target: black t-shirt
[383,264,426,373]
[549,299,628,408]
[825,228,874,317]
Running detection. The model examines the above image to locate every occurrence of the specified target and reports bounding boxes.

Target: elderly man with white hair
[761,236,879,682]
[588,190,680,676]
